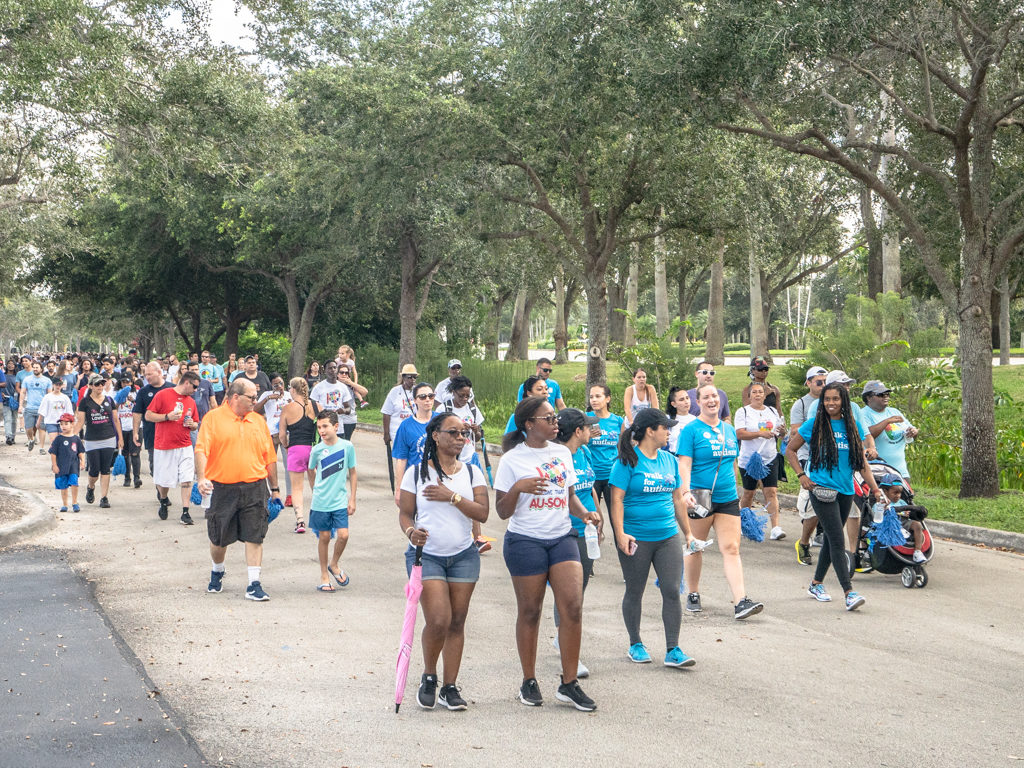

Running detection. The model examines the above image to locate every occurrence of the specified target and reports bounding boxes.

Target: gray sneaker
[734,597,764,620]
[685,592,702,613]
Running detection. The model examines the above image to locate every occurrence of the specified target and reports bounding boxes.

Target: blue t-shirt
[569,444,597,536]
[308,439,357,511]
[676,419,739,503]
[504,413,518,435]
[587,412,624,480]
[392,416,429,467]
[62,373,79,404]
[798,417,868,495]
[609,450,680,541]
[516,378,563,407]
[860,405,913,478]
[21,374,52,410]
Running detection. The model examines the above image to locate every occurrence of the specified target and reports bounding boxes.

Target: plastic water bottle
[202,491,213,509]
[685,537,713,556]
[872,501,885,524]
[584,523,601,560]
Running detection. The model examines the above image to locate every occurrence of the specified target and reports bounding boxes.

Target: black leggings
[342,423,356,441]
[592,479,613,513]
[121,431,141,482]
[809,491,854,592]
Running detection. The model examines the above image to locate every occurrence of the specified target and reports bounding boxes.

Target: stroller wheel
[900,566,916,588]
[915,567,928,589]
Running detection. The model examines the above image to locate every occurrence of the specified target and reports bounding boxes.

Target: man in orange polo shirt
[196,378,282,601]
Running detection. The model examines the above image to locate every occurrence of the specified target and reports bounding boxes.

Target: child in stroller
[876,473,927,563]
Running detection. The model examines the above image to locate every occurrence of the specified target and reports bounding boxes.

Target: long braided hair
[809,383,865,473]
[419,413,462,484]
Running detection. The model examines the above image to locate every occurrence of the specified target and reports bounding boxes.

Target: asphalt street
[1,429,1023,768]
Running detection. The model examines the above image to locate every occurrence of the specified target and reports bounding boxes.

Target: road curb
[777,492,1024,554]
[0,486,57,549]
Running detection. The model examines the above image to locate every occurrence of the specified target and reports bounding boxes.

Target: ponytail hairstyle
[520,376,543,401]
[666,386,685,419]
[289,376,309,402]
[420,413,461,484]
[616,419,650,468]
[809,383,865,473]
[502,396,549,452]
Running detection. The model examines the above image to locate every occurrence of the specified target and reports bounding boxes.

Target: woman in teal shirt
[678,383,764,620]
[609,409,697,669]
[587,384,626,512]
[551,408,602,679]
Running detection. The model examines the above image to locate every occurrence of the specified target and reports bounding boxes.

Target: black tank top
[287,400,319,446]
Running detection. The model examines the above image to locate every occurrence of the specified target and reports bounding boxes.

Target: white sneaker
[769,526,786,541]
[552,635,560,651]
[912,550,926,563]
[811,533,824,548]
[577,660,589,678]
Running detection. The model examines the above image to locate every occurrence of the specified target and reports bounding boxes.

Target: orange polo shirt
[195,402,276,484]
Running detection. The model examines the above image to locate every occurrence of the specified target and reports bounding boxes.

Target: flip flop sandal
[316,583,335,592]
[329,567,350,587]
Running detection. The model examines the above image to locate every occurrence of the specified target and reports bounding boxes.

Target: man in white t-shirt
[435,359,467,404]
[311,361,354,415]
[381,364,419,445]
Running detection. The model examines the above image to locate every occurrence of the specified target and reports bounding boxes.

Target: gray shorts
[206,479,269,547]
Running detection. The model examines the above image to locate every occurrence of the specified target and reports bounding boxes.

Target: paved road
[0,547,208,768]
[1,431,1023,768]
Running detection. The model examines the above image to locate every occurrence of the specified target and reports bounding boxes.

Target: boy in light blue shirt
[307,411,357,591]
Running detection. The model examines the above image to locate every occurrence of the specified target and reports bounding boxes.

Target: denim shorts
[503,531,580,577]
[44,423,59,434]
[406,542,480,583]
[309,507,349,538]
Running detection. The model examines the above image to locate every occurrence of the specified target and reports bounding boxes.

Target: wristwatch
[451,493,463,505]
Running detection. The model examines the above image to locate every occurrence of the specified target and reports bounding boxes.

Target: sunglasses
[528,415,559,424]
[698,369,716,376]
[402,374,418,379]
[416,393,435,400]
[439,429,473,439]
[539,368,552,374]
[811,379,826,386]
[754,365,769,371]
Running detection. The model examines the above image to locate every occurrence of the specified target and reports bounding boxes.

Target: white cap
[805,366,827,381]
[825,370,854,385]
[447,359,462,369]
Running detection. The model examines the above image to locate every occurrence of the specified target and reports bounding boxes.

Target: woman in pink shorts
[279,377,320,533]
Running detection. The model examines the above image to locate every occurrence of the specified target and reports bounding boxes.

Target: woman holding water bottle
[609,408,698,669]
[551,408,603,680]
[677,384,764,620]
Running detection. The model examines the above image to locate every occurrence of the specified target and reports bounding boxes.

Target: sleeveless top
[287,400,319,446]
[630,384,652,421]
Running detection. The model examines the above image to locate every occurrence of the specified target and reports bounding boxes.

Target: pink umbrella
[394,546,424,713]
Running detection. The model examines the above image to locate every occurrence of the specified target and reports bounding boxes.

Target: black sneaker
[734,597,764,620]
[438,683,467,711]
[180,511,194,525]
[555,676,596,712]
[417,673,438,709]
[134,479,142,489]
[85,486,95,504]
[27,439,34,452]
[685,592,702,613]
[122,479,132,487]
[207,570,224,593]
[98,497,110,509]
[519,677,543,707]
[158,498,169,520]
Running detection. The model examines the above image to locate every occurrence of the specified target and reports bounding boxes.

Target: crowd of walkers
[0,347,922,715]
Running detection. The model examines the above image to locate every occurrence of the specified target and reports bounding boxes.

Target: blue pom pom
[111,454,126,477]
[190,484,202,506]
[870,507,906,548]
[266,497,284,523]
[740,506,769,542]
[744,451,770,481]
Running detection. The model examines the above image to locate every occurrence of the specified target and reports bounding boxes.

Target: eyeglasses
[402,374,418,379]
[539,368,552,374]
[236,393,256,402]
[416,393,435,400]
[528,415,559,424]
[439,429,473,439]
[698,369,716,376]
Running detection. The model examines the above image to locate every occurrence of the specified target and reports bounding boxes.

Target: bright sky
[207,0,256,47]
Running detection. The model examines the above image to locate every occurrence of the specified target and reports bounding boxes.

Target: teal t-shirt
[860,405,912,478]
[308,439,357,511]
[676,419,739,503]
[517,379,563,407]
[587,412,624,480]
[569,444,597,536]
[798,417,868,495]
[608,450,680,541]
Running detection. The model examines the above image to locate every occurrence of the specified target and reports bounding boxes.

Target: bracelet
[270,487,280,492]
[450,492,457,503]
[797,472,806,478]
[405,526,415,540]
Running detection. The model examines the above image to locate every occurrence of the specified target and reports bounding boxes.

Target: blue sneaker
[59,506,68,513]
[245,581,270,601]
[845,591,865,611]
[807,583,831,602]
[208,570,224,593]
[71,504,80,513]
[664,647,696,668]
[628,643,652,663]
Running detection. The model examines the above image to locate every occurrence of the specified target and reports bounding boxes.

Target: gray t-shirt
[789,393,817,463]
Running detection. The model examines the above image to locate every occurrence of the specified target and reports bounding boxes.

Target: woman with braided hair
[786,382,881,611]
[399,413,489,711]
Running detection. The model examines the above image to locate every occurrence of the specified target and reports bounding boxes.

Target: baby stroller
[853,462,934,588]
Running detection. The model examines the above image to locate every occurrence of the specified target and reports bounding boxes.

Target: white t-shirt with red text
[494,441,577,540]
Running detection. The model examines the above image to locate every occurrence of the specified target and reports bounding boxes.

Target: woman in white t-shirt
[665,387,696,454]
[495,397,601,712]
[399,413,489,711]
[734,382,787,540]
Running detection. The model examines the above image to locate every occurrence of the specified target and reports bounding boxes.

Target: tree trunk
[958,282,999,497]
[518,294,535,359]
[998,273,1011,366]
[879,94,901,296]
[748,249,769,360]
[223,283,242,358]
[190,310,202,356]
[705,234,725,366]
[506,288,528,362]
[286,302,318,379]
[624,243,640,346]
[607,270,626,344]
[552,269,569,364]
[397,232,440,368]
[861,187,883,300]
[484,291,506,361]
[653,215,669,335]
[582,272,608,391]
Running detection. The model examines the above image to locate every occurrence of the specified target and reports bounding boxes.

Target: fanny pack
[691,431,726,518]
[811,485,838,503]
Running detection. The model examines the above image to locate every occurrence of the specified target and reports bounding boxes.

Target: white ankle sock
[211,561,225,573]
[247,566,261,585]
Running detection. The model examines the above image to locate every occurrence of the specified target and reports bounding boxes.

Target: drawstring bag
[267,496,284,523]
[111,454,126,477]
[744,451,770,481]
[740,506,769,542]
[190,484,203,506]
[870,507,906,549]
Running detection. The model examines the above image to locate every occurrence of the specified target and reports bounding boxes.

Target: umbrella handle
[414,545,423,567]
